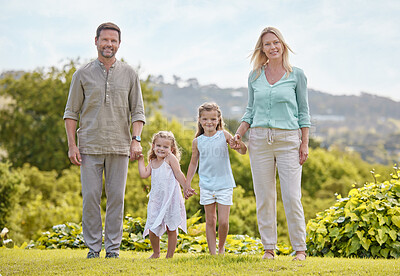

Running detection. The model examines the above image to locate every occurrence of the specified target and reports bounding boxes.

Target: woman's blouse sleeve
[295,69,311,128]
[241,72,255,125]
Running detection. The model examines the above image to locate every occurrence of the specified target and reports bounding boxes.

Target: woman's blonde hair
[195,102,224,137]
[147,131,181,161]
[250,27,294,81]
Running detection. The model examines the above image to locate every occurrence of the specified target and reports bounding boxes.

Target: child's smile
[153,138,172,159]
[200,110,219,136]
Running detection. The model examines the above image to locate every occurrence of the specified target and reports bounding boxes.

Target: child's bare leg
[166,227,177,258]
[149,231,160,259]
[217,204,230,255]
[204,203,217,255]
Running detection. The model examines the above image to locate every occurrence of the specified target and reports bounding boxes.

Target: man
[63,22,145,259]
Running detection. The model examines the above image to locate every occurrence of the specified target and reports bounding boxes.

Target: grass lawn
[1,249,400,275]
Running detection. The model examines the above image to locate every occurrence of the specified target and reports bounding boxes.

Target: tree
[140,75,162,117]
[0,162,26,230]
[0,60,161,172]
[6,164,83,244]
[0,63,74,171]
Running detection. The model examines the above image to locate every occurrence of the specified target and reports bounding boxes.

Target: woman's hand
[230,134,242,149]
[299,127,309,165]
[299,142,308,165]
[231,122,250,150]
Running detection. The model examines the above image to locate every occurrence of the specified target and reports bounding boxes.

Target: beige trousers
[80,154,129,253]
[248,128,306,251]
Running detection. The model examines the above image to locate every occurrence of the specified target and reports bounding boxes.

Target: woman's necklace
[265,64,285,84]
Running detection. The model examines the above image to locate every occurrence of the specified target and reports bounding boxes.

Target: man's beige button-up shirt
[63,59,146,155]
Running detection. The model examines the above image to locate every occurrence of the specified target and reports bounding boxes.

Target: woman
[233,27,310,261]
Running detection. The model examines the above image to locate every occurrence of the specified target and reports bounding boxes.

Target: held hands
[230,134,242,150]
[130,140,142,161]
[184,186,197,200]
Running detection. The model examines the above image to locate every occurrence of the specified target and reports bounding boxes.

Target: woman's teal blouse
[241,66,311,130]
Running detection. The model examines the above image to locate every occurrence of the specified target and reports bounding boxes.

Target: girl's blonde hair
[250,26,294,81]
[147,131,181,161]
[195,102,224,137]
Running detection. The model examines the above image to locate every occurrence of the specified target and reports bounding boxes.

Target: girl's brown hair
[195,102,224,137]
[147,131,181,161]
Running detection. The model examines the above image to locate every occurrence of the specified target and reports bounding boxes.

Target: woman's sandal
[292,251,306,261]
[262,249,275,260]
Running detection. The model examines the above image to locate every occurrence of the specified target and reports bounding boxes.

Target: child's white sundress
[143,160,187,237]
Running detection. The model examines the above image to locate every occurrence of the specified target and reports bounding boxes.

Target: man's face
[95,29,120,59]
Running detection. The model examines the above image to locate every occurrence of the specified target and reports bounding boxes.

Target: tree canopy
[0,61,160,172]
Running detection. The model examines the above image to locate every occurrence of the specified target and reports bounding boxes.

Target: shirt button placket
[106,81,110,104]
[106,68,113,105]
[268,87,272,126]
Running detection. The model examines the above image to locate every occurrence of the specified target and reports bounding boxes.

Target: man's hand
[68,144,82,166]
[130,140,142,161]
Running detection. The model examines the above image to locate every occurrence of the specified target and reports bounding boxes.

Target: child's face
[199,110,219,133]
[153,137,172,159]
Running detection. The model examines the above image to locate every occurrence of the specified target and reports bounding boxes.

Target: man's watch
[132,136,141,142]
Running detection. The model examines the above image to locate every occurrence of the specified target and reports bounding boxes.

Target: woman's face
[262,32,283,61]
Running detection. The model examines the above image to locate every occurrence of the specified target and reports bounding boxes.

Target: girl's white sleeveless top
[197,131,236,190]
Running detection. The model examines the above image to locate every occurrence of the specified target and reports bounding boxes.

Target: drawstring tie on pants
[266,128,275,145]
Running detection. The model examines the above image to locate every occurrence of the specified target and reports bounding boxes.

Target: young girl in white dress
[186,102,247,255]
[138,131,195,258]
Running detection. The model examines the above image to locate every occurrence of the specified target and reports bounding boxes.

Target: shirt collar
[96,58,118,70]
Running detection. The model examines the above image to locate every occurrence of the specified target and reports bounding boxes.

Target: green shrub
[306,167,400,258]
[6,164,82,244]
[26,210,292,255]
[26,222,85,250]
[0,162,26,230]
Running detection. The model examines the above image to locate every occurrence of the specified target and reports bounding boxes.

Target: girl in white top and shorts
[186,102,247,255]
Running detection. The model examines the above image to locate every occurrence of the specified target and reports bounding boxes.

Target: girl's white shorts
[200,187,233,206]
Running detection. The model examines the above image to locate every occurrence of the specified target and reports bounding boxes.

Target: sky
[1,0,400,101]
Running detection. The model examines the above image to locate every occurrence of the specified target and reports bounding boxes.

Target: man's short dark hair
[96,22,121,41]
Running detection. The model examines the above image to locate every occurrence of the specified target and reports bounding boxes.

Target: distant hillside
[151,76,400,119]
[150,76,400,164]
[151,80,247,120]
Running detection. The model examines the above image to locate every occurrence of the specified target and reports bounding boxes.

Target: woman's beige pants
[248,128,307,251]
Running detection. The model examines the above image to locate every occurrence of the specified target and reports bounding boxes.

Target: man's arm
[65,118,81,166]
[130,120,144,161]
